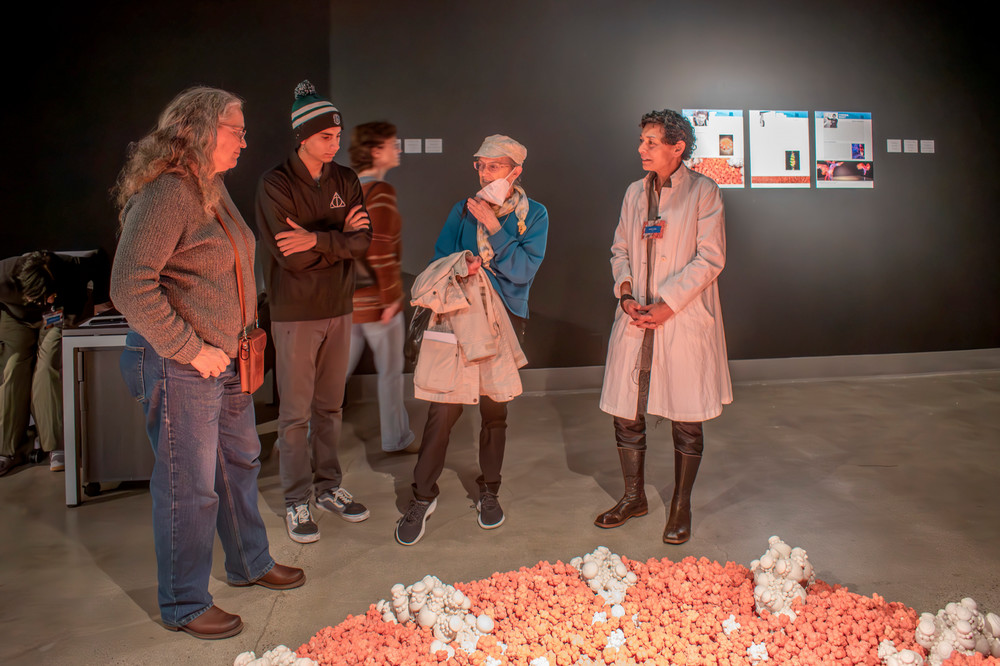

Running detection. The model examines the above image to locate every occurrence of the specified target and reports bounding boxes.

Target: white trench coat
[599,165,733,422]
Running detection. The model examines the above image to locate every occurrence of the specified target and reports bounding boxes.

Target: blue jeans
[120,332,274,627]
[347,312,415,452]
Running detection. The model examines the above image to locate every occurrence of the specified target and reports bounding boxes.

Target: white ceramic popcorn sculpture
[914,597,1000,665]
[877,639,925,665]
[569,546,638,605]
[233,645,316,666]
[375,574,495,655]
[749,536,814,621]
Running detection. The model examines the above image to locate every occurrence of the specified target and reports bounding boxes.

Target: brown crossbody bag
[216,209,266,394]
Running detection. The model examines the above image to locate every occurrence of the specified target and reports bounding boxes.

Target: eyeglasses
[473,160,515,176]
[219,123,247,140]
[25,293,55,307]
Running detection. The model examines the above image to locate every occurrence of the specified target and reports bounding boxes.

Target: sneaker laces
[479,492,500,512]
[403,500,427,523]
[291,504,311,526]
[329,487,354,505]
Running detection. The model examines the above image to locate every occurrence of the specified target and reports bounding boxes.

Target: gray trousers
[1,311,62,457]
[272,315,351,506]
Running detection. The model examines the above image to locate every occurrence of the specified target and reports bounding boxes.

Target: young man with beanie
[595,109,732,545]
[256,80,373,544]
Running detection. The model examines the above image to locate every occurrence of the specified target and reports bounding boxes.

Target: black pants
[412,396,508,500]
[612,328,703,455]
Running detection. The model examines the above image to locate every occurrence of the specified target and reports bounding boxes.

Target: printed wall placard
[682,109,745,188]
[814,111,874,188]
[749,110,811,188]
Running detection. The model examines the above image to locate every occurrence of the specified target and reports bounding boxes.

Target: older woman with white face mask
[111,87,305,640]
[394,134,549,547]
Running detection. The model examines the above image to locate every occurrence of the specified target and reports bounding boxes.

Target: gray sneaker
[49,450,65,472]
[477,491,505,529]
[315,487,370,523]
[394,498,437,546]
[285,503,319,544]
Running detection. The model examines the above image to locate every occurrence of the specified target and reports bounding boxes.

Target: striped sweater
[353,178,404,323]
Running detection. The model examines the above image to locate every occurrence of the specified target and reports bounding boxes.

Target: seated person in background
[0,249,111,476]
[346,121,416,454]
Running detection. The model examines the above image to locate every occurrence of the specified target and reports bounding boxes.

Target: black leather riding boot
[663,450,701,544]
[594,447,648,528]
[663,421,703,544]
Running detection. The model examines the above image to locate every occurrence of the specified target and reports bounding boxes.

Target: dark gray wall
[331,1,999,365]
[1,0,331,257]
[2,1,996,367]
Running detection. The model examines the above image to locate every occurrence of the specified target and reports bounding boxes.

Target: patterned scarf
[477,185,529,272]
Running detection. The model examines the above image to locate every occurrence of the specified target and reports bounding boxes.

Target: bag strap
[215,205,256,337]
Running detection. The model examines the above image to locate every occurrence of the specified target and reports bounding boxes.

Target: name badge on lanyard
[43,306,64,329]
[643,220,664,240]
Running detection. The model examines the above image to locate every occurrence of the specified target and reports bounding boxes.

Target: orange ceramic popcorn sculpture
[275,546,999,666]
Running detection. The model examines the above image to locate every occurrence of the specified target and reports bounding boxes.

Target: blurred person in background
[346,121,416,454]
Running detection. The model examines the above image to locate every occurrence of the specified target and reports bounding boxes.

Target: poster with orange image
[682,109,745,188]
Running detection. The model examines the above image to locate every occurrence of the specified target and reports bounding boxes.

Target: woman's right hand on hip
[190,344,230,378]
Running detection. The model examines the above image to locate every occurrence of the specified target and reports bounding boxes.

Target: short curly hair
[640,109,696,161]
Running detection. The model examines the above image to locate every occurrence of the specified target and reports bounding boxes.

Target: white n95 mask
[475,171,515,206]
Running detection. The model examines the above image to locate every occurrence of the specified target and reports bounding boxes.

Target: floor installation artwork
[1,371,998,665]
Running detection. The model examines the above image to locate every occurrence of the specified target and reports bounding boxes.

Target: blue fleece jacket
[432,198,548,318]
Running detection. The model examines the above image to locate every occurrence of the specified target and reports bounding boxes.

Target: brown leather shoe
[167,605,243,640]
[231,563,305,590]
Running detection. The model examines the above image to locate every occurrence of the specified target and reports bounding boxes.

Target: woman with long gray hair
[111,87,304,640]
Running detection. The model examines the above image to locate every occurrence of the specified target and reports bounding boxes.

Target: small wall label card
[683,109,745,188]
[750,110,811,188]
[814,111,874,189]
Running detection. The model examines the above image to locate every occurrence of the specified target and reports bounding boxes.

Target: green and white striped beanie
[291,80,342,141]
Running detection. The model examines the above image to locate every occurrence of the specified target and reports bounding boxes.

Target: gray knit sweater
[110,174,256,363]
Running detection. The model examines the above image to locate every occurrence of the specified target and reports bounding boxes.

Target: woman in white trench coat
[596,109,732,544]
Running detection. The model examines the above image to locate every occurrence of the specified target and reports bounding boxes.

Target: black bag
[353,257,377,290]
[404,306,432,365]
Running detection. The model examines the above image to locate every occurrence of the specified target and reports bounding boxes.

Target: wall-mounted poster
[749,110,811,188]
[814,111,874,189]
[682,109,745,188]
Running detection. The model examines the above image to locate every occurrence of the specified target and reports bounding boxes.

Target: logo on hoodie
[330,193,346,209]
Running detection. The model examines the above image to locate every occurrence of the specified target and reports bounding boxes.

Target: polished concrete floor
[1,371,998,665]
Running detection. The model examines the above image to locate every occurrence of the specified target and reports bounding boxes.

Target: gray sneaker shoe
[315,487,370,523]
[49,450,65,472]
[477,491,505,529]
[285,503,319,544]
[394,498,437,546]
